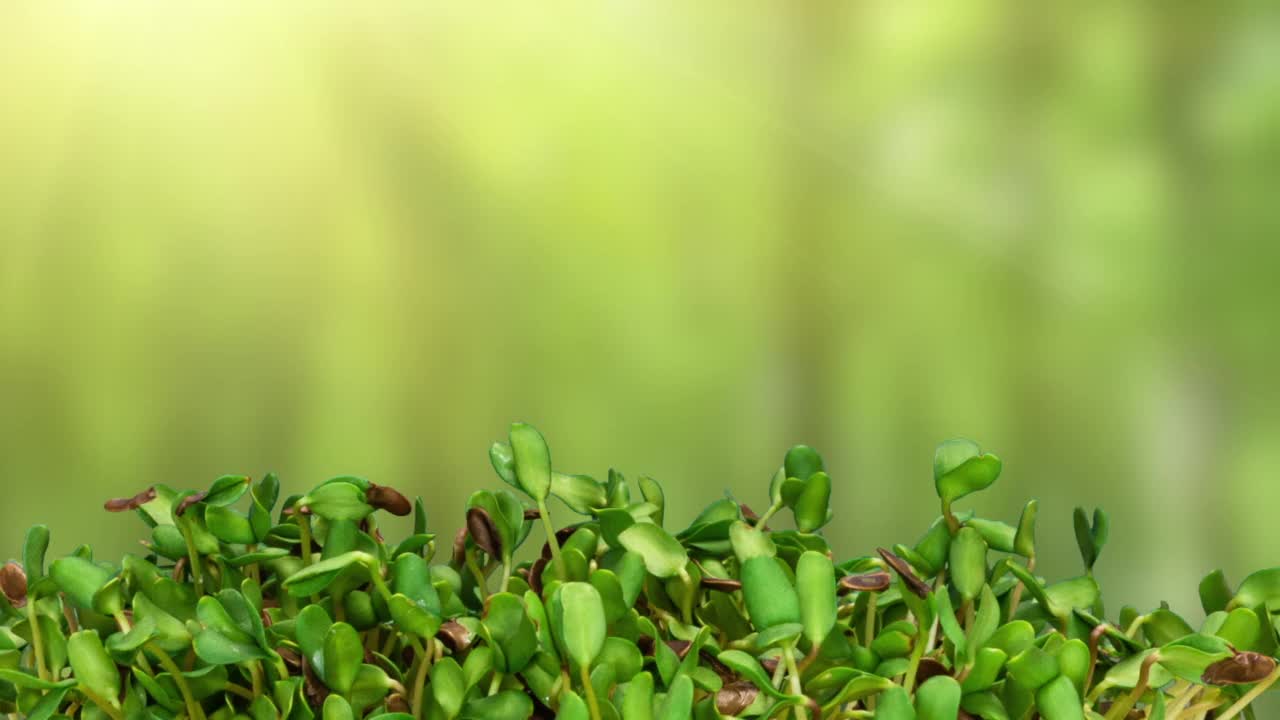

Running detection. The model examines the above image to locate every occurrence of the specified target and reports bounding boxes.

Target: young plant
[0,422,1274,720]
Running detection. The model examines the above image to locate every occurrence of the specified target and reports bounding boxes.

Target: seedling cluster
[0,424,1276,720]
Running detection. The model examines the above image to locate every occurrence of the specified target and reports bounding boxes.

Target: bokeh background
[3,1,1280,631]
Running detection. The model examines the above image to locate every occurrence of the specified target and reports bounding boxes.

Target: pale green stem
[297,514,315,565]
[580,664,603,720]
[537,499,567,581]
[148,642,207,720]
[411,638,435,720]
[781,641,807,720]
[178,518,206,597]
[499,557,512,594]
[465,551,489,600]
[1007,556,1036,622]
[1104,653,1159,720]
[26,601,48,682]
[863,591,878,648]
[754,501,783,529]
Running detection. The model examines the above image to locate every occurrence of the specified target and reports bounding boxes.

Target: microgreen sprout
[0,424,1273,720]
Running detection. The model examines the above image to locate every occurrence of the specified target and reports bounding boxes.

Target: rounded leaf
[509,423,552,501]
[914,676,960,720]
[796,551,836,647]
[617,523,688,579]
[740,556,800,631]
[556,582,606,668]
[933,439,1001,505]
[67,630,121,710]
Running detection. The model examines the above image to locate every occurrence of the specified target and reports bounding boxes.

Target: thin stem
[249,661,264,697]
[903,617,935,693]
[26,601,48,682]
[781,641,806,720]
[499,558,512,594]
[1084,623,1109,694]
[1214,665,1280,720]
[465,551,489,600]
[1007,556,1036,622]
[754,501,783,529]
[148,642,207,720]
[178,518,206,597]
[297,514,315,565]
[1104,652,1159,720]
[224,683,256,701]
[942,501,960,534]
[411,638,435,720]
[579,663,603,720]
[863,591,877,648]
[537,499,567,581]
[488,672,504,696]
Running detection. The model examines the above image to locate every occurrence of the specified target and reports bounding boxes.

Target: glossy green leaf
[323,694,354,720]
[23,525,50,586]
[714,651,795,701]
[1014,500,1038,558]
[509,423,553,502]
[556,582,606,668]
[553,473,607,515]
[966,517,1016,554]
[67,630,121,711]
[914,676,961,720]
[323,622,362,695]
[783,446,824,483]
[1035,675,1082,720]
[206,505,256,544]
[1200,569,1232,614]
[301,481,372,521]
[617,523,688,579]
[49,556,112,610]
[1006,646,1058,690]
[486,592,539,673]
[431,657,466,719]
[949,526,987,602]
[961,647,1008,694]
[459,690,534,720]
[873,686,915,720]
[0,669,76,690]
[796,551,836,647]
[557,690,589,720]
[658,674,694,720]
[933,439,1002,505]
[741,556,800,631]
[638,475,665,527]
[205,475,252,507]
[960,692,1008,720]
[728,521,775,563]
[1231,567,1280,610]
[792,472,831,533]
[283,551,372,596]
[622,671,655,720]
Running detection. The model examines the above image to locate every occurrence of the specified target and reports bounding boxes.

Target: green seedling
[0,426,1272,720]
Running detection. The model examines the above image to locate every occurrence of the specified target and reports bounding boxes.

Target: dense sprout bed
[1,423,1277,720]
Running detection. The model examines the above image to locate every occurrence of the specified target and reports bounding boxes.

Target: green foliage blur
[2,0,1280,639]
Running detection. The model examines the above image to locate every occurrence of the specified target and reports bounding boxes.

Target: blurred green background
[3,1,1280,628]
